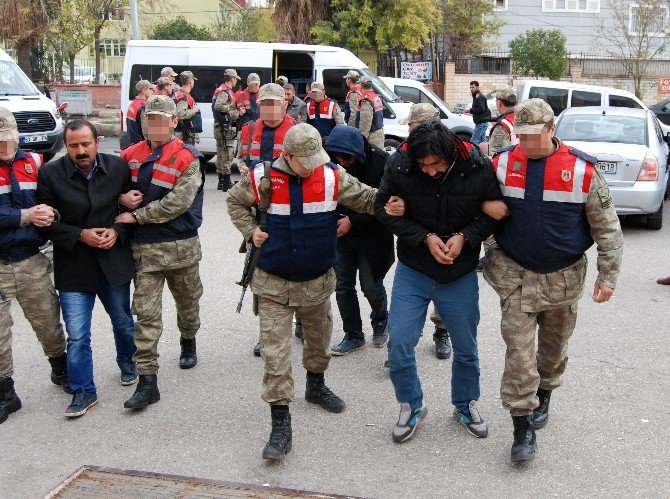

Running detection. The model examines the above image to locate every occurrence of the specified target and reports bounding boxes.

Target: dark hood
[324,125,366,165]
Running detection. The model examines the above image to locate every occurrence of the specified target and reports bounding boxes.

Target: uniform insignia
[513,162,522,171]
[597,185,613,209]
[561,170,572,182]
[24,163,33,174]
[169,157,176,164]
[0,118,6,128]
[151,100,162,109]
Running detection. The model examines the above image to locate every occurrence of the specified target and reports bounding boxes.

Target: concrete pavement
[1,138,669,497]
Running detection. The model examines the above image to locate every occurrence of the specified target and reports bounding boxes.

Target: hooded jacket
[325,125,394,280]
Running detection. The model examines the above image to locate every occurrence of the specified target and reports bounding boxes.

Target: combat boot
[179,338,197,369]
[124,375,160,410]
[221,174,234,192]
[48,353,68,386]
[217,173,225,190]
[0,377,22,424]
[531,388,552,429]
[262,405,292,461]
[433,328,452,360]
[294,321,304,344]
[511,415,537,463]
[305,371,345,413]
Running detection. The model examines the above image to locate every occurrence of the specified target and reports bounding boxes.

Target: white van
[0,49,64,160]
[121,40,412,157]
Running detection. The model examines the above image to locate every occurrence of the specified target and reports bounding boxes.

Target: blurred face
[283,152,312,178]
[248,82,260,93]
[284,88,295,101]
[65,126,99,169]
[0,139,18,163]
[140,87,152,99]
[408,122,419,133]
[333,153,356,168]
[166,74,175,82]
[518,123,555,159]
[470,84,478,94]
[312,90,325,103]
[260,100,285,122]
[144,114,178,144]
[416,154,450,179]
[159,84,172,96]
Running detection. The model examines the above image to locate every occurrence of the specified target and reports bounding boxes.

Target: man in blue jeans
[464,81,491,145]
[375,121,502,442]
[37,120,138,418]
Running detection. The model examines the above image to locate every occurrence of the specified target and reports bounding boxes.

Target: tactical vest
[489,111,518,146]
[126,98,146,144]
[493,143,596,274]
[241,115,296,163]
[307,98,338,137]
[173,90,203,133]
[236,89,259,126]
[344,86,361,123]
[249,161,340,282]
[212,84,236,129]
[121,138,204,244]
[355,90,384,132]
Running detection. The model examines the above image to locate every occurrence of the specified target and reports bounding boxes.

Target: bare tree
[598,0,670,98]
[268,0,328,43]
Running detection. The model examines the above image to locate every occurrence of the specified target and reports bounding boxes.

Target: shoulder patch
[568,147,598,165]
[596,184,613,209]
[182,142,203,158]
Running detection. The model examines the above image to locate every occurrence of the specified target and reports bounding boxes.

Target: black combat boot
[48,353,68,386]
[511,415,537,463]
[217,173,225,190]
[433,328,452,360]
[262,405,292,461]
[124,375,160,410]
[179,338,197,369]
[221,174,234,192]
[531,388,552,429]
[0,377,22,424]
[305,371,345,413]
[294,321,304,344]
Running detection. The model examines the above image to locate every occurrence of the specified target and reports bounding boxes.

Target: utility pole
[131,0,140,39]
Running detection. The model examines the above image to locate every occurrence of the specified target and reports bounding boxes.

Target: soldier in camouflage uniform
[343,70,362,127]
[227,123,392,461]
[355,76,385,149]
[213,69,242,192]
[173,71,202,146]
[160,67,180,92]
[0,108,66,424]
[483,98,623,463]
[275,75,288,87]
[115,95,205,411]
[480,86,518,157]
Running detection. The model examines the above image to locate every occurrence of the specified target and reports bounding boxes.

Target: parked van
[121,40,412,157]
[0,49,64,160]
[380,76,475,142]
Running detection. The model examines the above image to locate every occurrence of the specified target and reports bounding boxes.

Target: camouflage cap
[495,85,517,101]
[514,98,554,134]
[155,77,173,88]
[144,94,177,118]
[399,103,439,125]
[258,83,285,103]
[135,79,153,92]
[180,70,197,82]
[310,82,325,93]
[343,70,360,81]
[224,69,241,80]
[247,72,261,84]
[161,67,178,77]
[0,107,18,141]
[359,76,374,87]
[283,123,330,171]
[275,75,289,86]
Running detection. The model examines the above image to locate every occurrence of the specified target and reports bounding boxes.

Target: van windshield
[360,68,399,102]
[0,61,38,96]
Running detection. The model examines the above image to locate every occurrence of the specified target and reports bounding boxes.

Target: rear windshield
[0,60,38,96]
[556,114,648,145]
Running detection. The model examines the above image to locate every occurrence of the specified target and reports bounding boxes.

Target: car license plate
[21,135,47,144]
[598,161,617,174]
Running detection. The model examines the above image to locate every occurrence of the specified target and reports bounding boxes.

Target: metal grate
[13,111,56,133]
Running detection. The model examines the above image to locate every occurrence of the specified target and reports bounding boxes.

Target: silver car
[555,106,670,229]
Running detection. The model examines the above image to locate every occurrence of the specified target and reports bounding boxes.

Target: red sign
[659,78,670,93]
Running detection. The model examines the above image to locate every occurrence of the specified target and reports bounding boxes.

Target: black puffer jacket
[374,138,502,284]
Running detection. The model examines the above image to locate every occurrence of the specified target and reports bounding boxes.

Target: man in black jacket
[325,125,394,355]
[464,81,491,145]
[37,120,138,418]
[374,121,501,443]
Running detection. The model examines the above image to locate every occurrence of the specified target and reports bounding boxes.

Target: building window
[491,0,507,10]
[98,39,126,57]
[542,0,599,12]
[629,4,669,36]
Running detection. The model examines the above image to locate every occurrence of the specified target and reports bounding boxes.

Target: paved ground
[2,137,670,497]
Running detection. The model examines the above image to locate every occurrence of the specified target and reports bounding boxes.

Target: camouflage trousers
[0,253,66,380]
[214,125,236,176]
[251,268,336,406]
[131,262,203,375]
[484,245,587,416]
[367,129,385,150]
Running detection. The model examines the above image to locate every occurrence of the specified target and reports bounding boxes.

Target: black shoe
[294,321,304,344]
[48,353,68,386]
[179,338,197,369]
[64,388,98,418]
[217,173,225,190]
[0,378,22,424]
[511,415,537,463]
[476,257,486,272]
[253,342,261,357]
[262,406,292,461]
[221,174,234,192]
[531,388,552,429]
[124,375,160,410]
[372,320,388,348]
[305,372,345,413]
[119,359,138,385]
[433,328,452,360]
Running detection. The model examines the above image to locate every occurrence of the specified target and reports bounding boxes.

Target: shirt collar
[67,153,106,178]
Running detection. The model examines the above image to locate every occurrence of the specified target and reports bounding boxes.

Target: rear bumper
[611,180,666,215]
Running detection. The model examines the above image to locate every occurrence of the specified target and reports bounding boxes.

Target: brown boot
[657,276,670,285]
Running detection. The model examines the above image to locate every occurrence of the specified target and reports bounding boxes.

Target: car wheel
[647,201,664,230]
[384,138,401,155]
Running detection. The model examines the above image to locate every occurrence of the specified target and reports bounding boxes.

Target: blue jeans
[60,268,135,394]
[471,122,488,144]
[387,262,481,411]
[335,240,388,341]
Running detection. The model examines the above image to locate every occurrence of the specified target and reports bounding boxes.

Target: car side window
[571,90,601,107]
[395,85,421,104]
[652,113,664,144]
[322,69,350,104]
[528,86,568,115]
[609,94,643,109]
